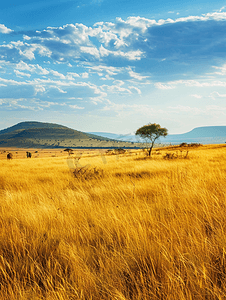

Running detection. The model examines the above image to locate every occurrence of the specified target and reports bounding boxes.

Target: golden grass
[0,145,226,299]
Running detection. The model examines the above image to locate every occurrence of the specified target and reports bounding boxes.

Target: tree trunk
[148,146,153,156]
[148,141,155,157]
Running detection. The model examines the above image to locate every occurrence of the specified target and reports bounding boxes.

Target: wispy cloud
[1,10,226,129]
[209,91,226,99]
[155,79,226,89]
[69,104,85,109]
[191,94,203,99]
[14,70,31,78]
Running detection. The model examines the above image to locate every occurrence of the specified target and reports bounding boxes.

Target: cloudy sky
[1,0,226,134]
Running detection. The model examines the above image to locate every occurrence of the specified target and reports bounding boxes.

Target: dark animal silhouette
[7,153,13,160]
[26,152,32,158]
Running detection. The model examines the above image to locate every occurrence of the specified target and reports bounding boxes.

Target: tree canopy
[135,123,168,156]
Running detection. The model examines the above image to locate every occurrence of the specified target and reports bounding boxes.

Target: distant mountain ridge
[162,126,226,144]
[166,126,226,138]
[89,132,137,142]
[90,126,226,144]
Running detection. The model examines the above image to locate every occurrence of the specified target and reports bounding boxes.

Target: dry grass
[0,145,226,299]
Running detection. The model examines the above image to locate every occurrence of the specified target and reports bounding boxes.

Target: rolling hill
[0,121,139,149]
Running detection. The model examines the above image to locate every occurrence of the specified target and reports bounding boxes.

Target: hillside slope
[0,122,138,148]
[0,121,68,135]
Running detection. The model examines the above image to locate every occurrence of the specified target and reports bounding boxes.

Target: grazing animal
[26,152,32,158]
[7,153,13,160]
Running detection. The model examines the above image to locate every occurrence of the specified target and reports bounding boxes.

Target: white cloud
[191,94,203,99]
[155,79,226,89]
[2,12,226,66]
[212,64,226,75]
[3,12,226,119]
[155,82,175,89]
[101,83,132,94]
[36,65,49,75]
[86,65,122,76]
[0,77,28,85]
[99,45,143,60]
[23,35,31,41]
[219,7,226,12]
[112,80,124,86]
[69,105,85,109]
[80,46,100,58]
[15,61,49,75]
[0,98,42,111]
[81,72,89,78]
[0,24,13,34]
[16,61,34,72]
[51,70,66,79]
[67,72,80,78]
[54,87,67,94]
[127,67,149,80]
[34,85,45,95]
[128,86,141,94]
[37,45,52,57]
[116,16,156,32]
[14,70,31,78]
[101,74,114,80]
[209,91,226,100]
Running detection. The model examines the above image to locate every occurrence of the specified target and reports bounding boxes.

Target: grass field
[0,144,226,299]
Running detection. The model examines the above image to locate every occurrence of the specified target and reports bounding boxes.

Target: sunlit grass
[0,145,226,299]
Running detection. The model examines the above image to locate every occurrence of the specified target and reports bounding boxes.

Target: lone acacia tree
[135,123,168,156]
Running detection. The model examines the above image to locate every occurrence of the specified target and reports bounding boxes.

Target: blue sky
[1,1,226,134]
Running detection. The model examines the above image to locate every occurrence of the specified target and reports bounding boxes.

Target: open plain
[0,144,226,299]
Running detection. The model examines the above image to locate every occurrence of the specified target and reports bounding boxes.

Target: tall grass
[0,145,226,299]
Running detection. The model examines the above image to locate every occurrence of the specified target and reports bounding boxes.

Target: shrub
[115,148,126,154]
[190,143,203,147]
[163,151,189,159]
[73,166,104,180]
[163,152,178,159]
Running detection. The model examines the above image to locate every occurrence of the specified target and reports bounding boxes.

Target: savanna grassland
[0,144,226,299]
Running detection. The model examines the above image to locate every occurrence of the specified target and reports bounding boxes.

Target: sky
[1,1,226,134]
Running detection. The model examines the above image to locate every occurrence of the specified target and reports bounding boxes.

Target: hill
[173,126,226,138]
[162,126,226,144]
[0,121,139,149]
[0,121,68,135]
[91,126,226,144]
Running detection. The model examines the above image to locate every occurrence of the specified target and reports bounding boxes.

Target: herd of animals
[7,151,32,160]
